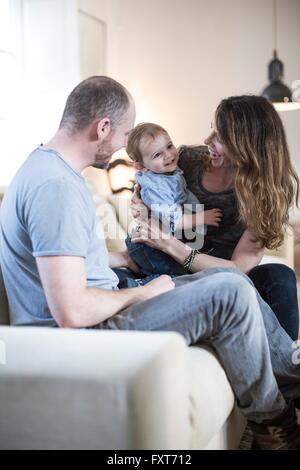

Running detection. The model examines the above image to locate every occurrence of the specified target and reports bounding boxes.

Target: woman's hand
[130,184,174,252]
[130,184,148,220]
[131,215,173,252]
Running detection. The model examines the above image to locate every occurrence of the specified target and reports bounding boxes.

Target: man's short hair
[126,122,168,163]
[59,76,130,132]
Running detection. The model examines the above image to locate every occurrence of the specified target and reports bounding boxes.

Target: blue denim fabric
[125,235,187,277]
[101,267,300,422]
[117,250,300,341]
[248,264,299,341]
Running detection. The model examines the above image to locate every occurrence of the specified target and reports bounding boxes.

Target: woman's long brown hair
[215,95,299,250]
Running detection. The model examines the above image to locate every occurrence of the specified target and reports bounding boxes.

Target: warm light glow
[108,164,135,193]
[111,149,130,160]
[273,102,300,112]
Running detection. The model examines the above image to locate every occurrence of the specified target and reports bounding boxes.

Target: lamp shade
[107,158,135,194]
[262,80,292,103]
[262,51,300,111]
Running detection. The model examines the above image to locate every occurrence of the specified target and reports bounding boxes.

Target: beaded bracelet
[183,248,202,272]
[183,249,196,272]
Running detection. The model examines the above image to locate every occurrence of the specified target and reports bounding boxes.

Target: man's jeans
[116,263,300,341]
[103,267,300,423]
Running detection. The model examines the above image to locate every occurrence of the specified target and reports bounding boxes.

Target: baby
[124,123,222,286]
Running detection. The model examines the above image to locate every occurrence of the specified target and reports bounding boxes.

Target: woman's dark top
[178,145,245,260]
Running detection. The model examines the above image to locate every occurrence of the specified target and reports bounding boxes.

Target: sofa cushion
[85,178,127,252]
[0,328,190,449]
[108,194,135,235]
[188,344,243,449]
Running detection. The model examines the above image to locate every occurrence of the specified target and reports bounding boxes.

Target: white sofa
[0,177,294,450]
[0,270,246,449]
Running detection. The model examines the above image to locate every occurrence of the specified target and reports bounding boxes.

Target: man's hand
[138,275,175,301]
[36,255,174,328]
[109,250,140,275]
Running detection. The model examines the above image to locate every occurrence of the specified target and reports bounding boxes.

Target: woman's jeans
[248,264,299,341]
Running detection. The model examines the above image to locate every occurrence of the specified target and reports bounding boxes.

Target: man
[0,76,300,449]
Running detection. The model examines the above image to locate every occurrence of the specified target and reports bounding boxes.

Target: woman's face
[204,123,230,168]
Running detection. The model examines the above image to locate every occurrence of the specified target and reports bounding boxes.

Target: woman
[129,95,300,340]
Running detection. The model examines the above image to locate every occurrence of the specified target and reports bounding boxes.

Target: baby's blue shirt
[136,168,200,232]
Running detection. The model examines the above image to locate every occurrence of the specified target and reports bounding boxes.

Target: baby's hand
[204,208,222,227]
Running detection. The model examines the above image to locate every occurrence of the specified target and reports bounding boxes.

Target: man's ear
[134,162,144,171]
[96,118,111,142]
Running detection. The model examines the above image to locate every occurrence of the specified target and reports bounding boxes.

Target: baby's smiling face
[138,132,179,174]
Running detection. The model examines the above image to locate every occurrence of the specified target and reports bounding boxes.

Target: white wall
[78,0,119,77]
[1,0,299,192]
[0,0,80,186]
[111,0,300,172]
[0,0,24,186]
[22,0,80,143]
[0,0,117,187]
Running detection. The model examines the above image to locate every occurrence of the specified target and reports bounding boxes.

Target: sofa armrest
[0,327,189,449]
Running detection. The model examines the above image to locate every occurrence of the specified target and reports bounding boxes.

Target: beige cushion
[0,328,190,449]
[0,326,245,449]
[85,178,127,252]
[188,345,245,449]
[93,193,127,252]
[108,193,135,235]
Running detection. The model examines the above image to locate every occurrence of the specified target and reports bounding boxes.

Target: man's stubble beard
[91,160,110,169]
[91,141,114,169]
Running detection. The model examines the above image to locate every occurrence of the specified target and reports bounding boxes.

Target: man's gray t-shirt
[0,146,119,326]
